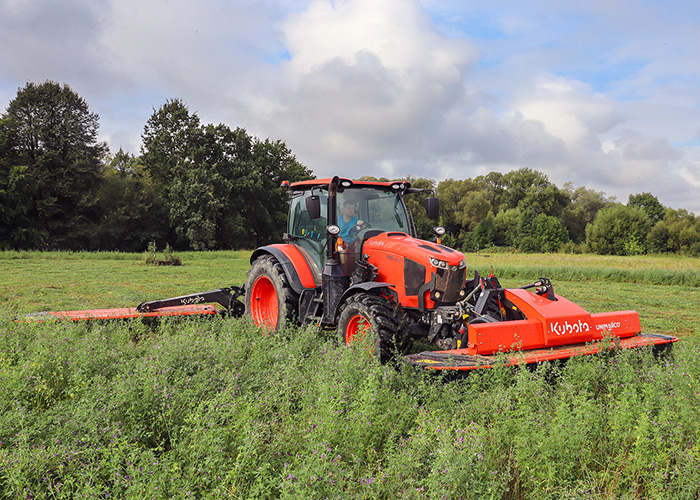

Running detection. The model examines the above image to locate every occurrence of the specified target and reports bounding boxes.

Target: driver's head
[342,199,355,218]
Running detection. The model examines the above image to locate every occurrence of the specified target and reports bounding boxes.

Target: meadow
[1,251,699,499]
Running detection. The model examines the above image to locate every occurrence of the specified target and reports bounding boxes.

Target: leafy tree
[529,214,569,252]
[110,147,140,175]
[141,99,215,249]
[519,236,539,253]
[516,207,539,249]
[500,168,551,210]
[499,168,570,219]
[0,117,31,248]
[520,183,570,217]
[473,212,497,249]
[141,99,312,250]
[476,171,506,213]
[647,222,671,254]
[141,98,202,186]
[436,178,470,236]
[562,184,615,243]
[0,81,107,249]
[402,176,437,241]
[586,204,652,255]
[628,192,665,224]
[246,138,313,247]
[436,178,491,247]
[647,208,700,256]
[456,190,492,231]
[91,151,168,251]
[492,208,521,247]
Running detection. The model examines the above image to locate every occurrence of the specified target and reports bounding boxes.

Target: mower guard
[406,333,678,371]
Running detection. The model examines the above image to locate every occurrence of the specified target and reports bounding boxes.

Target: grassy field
[1,251,699,498]
[0,250,252,314]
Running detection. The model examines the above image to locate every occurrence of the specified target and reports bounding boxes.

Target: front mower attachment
[405,279,678,371]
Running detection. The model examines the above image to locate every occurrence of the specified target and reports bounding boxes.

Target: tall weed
[1,313,699,499]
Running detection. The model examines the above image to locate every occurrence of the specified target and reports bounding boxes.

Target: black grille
[432,267,466,305]
[404,258,426,296]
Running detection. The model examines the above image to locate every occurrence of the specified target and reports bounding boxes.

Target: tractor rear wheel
[245,255,299,331]
[337,292,412,362]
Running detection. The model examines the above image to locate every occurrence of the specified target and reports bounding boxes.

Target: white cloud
[514,78,621,146]
[98,1,276,98]
[282,0,466,78]
[1,0,699,213]
[249,0,478,175]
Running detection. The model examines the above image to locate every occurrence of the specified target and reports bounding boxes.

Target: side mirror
[306,195,321,219]
[426,197,440,220]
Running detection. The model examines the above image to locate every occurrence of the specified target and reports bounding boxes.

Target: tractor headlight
[450,260,466,271]
[430,257,449,269]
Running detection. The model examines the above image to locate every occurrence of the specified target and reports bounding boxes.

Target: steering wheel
[350,220,371,236]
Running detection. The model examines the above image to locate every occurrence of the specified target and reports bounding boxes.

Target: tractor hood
[363,232,465,268]
[362,232,467,310]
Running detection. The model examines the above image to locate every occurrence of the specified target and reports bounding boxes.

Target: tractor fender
[250,244,318,295]
[334,282,398,323]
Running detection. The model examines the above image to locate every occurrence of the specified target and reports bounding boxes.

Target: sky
[1,0,699,213]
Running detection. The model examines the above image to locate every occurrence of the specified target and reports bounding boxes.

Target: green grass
[467,252,700,287]
[1,250,252,315]
[468,250,700,272]
[1,251,699,498]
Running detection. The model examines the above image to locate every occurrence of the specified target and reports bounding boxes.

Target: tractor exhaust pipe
[322,176,349,324]
[326,176,339,260]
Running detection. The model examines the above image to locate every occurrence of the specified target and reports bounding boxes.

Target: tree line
[0,81,313,251]
[397,171,700,257]
[1,81,698,256]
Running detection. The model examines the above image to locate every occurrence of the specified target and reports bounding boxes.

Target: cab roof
[288,178,412,191]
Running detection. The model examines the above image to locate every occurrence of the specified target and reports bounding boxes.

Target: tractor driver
[338,199,359,243]
[338,198,360,274]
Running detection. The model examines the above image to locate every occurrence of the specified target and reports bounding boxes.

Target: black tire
[245,255,299,331]
[337,292,412,362]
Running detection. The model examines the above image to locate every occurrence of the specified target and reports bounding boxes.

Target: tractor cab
[286,178,437,278]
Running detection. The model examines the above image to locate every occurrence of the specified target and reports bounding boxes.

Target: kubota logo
[181,296,205,305]
[550,320,591,336]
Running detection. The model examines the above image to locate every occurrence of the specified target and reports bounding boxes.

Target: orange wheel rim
[250,276,278,329]
[345,314,372,344]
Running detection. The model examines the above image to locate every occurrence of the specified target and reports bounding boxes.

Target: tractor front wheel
[245,255,299,331]
[337,292,411,362]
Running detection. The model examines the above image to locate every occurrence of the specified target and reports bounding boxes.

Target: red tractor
[242,176,676,368]
[244,176,466,360]
[26,176,677,370]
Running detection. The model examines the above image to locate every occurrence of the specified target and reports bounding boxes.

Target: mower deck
[405,333,678,371]
[20,304,221,322]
